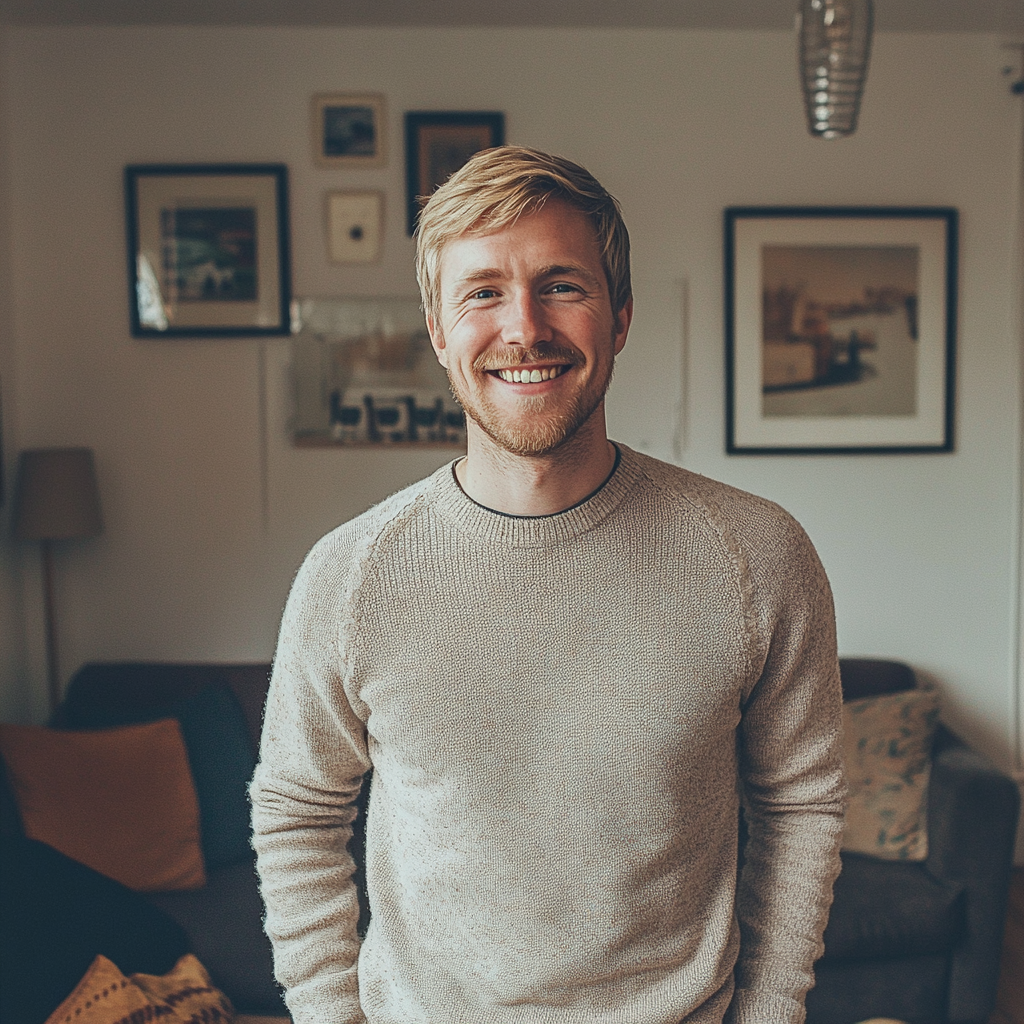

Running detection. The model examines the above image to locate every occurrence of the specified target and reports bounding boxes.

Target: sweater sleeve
[726,511,847,1024]
[250,533,372,1024]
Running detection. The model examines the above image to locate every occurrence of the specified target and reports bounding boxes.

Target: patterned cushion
[44,953,233,1024]
[842,687,940,861]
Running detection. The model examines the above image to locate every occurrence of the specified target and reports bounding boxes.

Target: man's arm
[250,536,371,1024]
[727,513,847,1024]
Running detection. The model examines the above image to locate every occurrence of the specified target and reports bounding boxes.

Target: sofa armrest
[925,725,1020,1024]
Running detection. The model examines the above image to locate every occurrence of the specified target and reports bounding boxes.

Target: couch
[0,663,294,1022]
[808,658,1020,1024]
[1,658,1017,1024]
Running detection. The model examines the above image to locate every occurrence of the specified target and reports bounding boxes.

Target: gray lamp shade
[12,448,103,541]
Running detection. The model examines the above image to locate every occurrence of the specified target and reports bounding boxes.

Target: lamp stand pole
[40,538,61,715]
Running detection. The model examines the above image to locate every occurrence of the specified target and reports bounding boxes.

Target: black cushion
[0,836,190,1024]
[822,852,965,961]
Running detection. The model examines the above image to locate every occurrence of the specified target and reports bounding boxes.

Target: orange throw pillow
[0,719,205,891]
[44,953,233,1024]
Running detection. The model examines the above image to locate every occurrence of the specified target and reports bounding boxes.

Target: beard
[445,339,615,457]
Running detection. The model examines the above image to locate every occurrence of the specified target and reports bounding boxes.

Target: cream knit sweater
[251,446,846,1024]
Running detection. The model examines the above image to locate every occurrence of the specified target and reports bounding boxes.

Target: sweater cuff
[724,987,806,1024]
[284,970,365,1024]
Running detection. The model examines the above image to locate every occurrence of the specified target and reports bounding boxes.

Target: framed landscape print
[311,93,386,168]
[125,164,291,337]
[404,111,505,234]
[725,207,957,454]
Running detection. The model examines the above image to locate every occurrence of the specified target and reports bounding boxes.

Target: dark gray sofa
[48,662,287,1018]
[806,659,1020,1024]
[4,658,1017,1023]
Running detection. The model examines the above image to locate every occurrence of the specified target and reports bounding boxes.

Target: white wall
[1,28,1021,801]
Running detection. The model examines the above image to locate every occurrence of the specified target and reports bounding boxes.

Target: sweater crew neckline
[428,442,643,548]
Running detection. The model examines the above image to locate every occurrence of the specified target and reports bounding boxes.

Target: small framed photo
[312,93,386,168]
[404,111,505,234]
[327,191,384,264]
[725,206,957,454]
[125,164,291,338]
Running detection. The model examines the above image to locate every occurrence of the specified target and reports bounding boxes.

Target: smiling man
[251,147,846,1024]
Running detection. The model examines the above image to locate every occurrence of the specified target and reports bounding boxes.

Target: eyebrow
[449,263,602,290]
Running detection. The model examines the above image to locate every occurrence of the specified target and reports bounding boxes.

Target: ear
[426,314,448,367]
[612,297,633,356]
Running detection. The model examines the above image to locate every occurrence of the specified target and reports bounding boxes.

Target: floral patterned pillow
[842,686,940,861]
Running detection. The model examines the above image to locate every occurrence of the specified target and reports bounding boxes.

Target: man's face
[427,200,631,458]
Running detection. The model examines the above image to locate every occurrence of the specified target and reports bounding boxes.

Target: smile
[494,366,567,383]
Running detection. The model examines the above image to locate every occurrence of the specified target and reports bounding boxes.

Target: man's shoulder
[626,449,798,532]
[625,448,829,597]
[299,465,448,577]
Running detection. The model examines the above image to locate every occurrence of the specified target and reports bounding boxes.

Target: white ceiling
[0,0,1021,32]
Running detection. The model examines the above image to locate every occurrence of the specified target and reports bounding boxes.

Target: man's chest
[345,531,753,780]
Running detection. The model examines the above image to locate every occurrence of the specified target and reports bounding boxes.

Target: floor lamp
[12,448,103,715]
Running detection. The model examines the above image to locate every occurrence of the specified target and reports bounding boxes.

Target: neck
[456,407,617,516]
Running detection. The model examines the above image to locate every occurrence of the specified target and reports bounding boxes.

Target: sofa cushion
[0,836,190,1024]
[821,853,965,961]
[842,686,940,861]
[0,719,205,891]
[59,684,257,870]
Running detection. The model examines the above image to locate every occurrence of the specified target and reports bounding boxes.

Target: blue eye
[470,288,498,300]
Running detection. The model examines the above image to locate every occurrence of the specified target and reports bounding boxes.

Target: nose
[501,289,549,349]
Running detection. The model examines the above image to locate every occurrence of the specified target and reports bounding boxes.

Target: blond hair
[415,146,631,326]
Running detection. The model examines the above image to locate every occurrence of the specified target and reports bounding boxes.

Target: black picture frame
[724,206,957,455]
[404,111,505,235]
[125,163,291,338]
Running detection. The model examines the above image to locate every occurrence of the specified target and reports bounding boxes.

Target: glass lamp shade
[798,0,874,139]
[12,448,103,542]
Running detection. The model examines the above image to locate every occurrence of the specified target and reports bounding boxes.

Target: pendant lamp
[798,0,874,139]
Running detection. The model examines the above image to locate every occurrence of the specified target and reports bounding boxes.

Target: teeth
[497,365,565,383]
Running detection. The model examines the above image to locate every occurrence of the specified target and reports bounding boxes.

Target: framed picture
[125,164,291,338]
[311,93,386,168]
[725,206,957,454]
[290,297,466,448]
[326,191,384,264]
[404,111,505,234]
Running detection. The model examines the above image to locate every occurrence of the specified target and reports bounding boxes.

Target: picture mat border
[724,206,958,455]
[404,111,505,235]
[310,93,387,169]
[125,163,291,338]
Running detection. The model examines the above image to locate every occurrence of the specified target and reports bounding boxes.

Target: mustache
[473,343,583,373]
